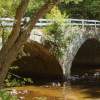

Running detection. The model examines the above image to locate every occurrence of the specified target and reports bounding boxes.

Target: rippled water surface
[10,83,100,100]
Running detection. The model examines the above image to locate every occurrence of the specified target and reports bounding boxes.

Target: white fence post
[82,19,85,29]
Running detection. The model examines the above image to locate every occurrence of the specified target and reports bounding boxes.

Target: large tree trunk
[0,0,59,88]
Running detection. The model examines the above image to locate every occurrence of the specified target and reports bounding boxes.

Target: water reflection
[8,71,100,100]
[76,86,100,100]
[9,81,100,100]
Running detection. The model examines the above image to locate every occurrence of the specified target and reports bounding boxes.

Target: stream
[10,82,100,100]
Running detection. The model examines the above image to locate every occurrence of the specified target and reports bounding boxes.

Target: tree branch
[0,0,30,62]
[4,0,60,67]
[0,0,30,56]
[26,0,60,33]
[0,0,60,87]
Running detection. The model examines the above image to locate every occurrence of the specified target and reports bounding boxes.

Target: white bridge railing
[0,18,100,28]
[36,19,100,28]
[0,18,100,45]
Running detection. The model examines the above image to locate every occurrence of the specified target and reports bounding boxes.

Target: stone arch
[71,39,100,75]
[12,40,63,82]
[62,29,100,79]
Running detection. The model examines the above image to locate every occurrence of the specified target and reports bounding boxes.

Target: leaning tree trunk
[0,0,59,88]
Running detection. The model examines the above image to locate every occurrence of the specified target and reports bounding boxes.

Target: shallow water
[10,83,100,100]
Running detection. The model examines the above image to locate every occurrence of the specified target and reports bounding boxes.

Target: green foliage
[0,0,83,17]
[44,5,83,59]
[0,0,20,17]
[0,90,17,100]
[59,0,100,20]
[0,27,11,43]
[5,73,33,87]
[44,6,67,59]
[0,0,45,17]
[26,0,45,16]
[5,66,33,87]
[63,0,82,4]
[26,0,82,17]
[46,6,67,24]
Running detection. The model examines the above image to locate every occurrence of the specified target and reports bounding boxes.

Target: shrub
[44,6,67,59]
[0,90,17,100]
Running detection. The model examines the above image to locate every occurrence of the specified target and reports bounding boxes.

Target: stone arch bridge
[0,18,100,81]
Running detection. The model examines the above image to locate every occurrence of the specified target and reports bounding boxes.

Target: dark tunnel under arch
[11,41,63,82]
[71,38,100,76]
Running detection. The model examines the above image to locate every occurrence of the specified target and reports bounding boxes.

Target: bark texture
[0,0,60,88]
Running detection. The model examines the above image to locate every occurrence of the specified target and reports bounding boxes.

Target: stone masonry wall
[61,27,100,79]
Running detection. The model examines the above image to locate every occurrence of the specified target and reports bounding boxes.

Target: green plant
[5,66,33,87]
[44,6,67,59]
[5,73,33,87]
[0,90,17,100]
[44,6,83,60]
